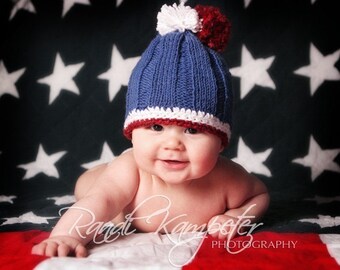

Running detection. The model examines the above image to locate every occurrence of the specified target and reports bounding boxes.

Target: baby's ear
[219,143,224,153]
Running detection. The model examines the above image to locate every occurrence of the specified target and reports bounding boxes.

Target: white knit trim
[124,107,231,138]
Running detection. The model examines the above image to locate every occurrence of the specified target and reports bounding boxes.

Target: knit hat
[124,2,233,146]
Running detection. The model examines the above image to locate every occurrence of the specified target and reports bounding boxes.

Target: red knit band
[123,118,228,147]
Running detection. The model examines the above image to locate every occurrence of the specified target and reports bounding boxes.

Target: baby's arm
[208,159,269,240]
[32,152,139,257]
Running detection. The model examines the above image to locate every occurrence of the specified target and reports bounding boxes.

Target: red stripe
[184,232,340,270]
[0,231,338,269]
[0,230,49,270]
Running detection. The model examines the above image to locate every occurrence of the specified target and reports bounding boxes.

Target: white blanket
[35,232,205,270]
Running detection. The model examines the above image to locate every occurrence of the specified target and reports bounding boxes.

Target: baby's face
[131,124,223,184]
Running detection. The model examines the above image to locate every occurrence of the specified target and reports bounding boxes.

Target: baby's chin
[151,172,192,186]
[155,173,207,187]
[149,164,210,185]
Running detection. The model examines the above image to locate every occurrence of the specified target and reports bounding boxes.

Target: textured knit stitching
[124,30,233,144]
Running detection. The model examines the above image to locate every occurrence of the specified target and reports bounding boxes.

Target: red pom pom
[194,5,231,52]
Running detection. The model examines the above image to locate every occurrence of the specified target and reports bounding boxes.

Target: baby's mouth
[160,159,189,169]
[164,160,183,163]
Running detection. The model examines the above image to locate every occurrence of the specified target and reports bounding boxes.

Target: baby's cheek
[195,154,218,173]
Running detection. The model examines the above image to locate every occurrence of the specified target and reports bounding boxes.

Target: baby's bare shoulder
[213,156,250,180]
[212,156,266,207]
[104,149,139,179]
[92,149,140,196]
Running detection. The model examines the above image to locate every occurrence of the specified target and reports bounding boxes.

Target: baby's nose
[163,131,185,151]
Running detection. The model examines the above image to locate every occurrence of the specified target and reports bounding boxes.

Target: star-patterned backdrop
[0,0,339,233]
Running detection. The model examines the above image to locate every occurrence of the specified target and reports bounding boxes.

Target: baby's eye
[185,127,199,134]
[150,124,163,132]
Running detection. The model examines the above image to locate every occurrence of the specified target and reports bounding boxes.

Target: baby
[32,3,269,257]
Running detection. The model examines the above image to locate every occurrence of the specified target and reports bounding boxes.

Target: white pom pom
[156,3,201,36]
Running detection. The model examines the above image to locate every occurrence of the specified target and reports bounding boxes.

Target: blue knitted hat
[124,3,232,145]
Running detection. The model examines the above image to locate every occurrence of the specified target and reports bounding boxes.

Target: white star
[98,45,140,102]
[299,215,340,228]
[0,61,25,98]
[81,142,115,169]
[294,44,340,95]
[17,144,67,180]
[9,0,36,20]
[0,195,17,204]
[232,137,272,177]
[230,45,276,99]
[47,195,76,206]
[1,211,55,226]
[62,0,91,17]
[116,0,124,7]
[244,0,252,8]
[305,195,340,204]
[37,53,84,104]
[293,136,340,181]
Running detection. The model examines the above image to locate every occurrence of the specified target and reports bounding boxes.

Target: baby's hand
[31,235,87,257]
[207,214,240,240]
